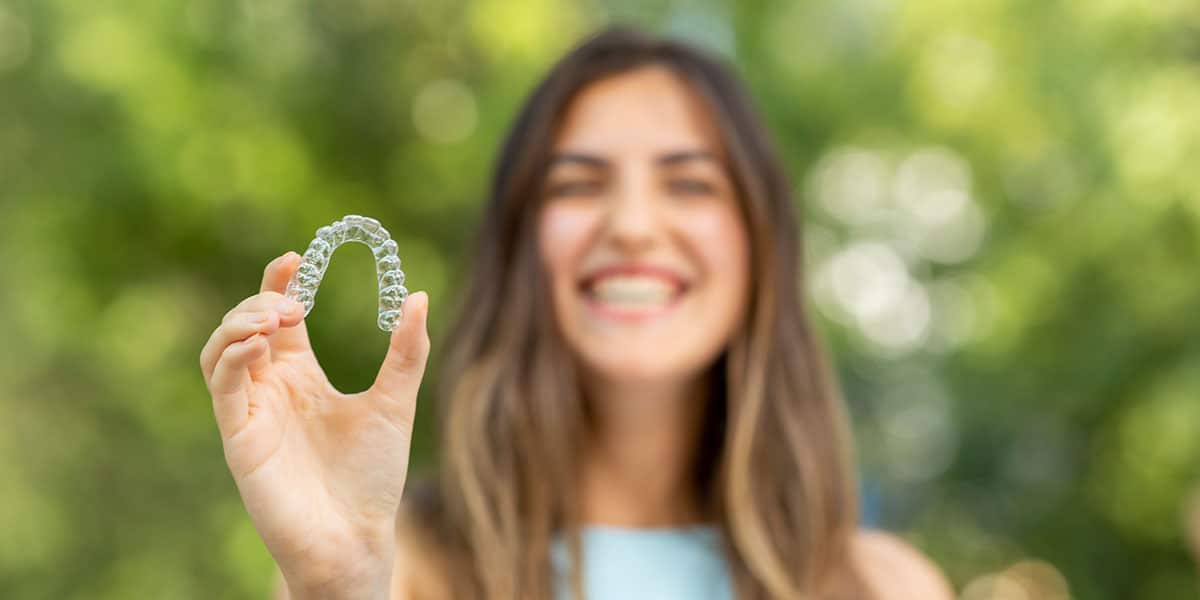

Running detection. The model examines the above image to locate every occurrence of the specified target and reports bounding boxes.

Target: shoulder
[848,529,955,600]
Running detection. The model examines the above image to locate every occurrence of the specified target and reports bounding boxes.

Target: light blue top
[551,525,734,600]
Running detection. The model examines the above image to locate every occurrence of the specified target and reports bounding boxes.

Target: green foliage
[0,0,1197,598]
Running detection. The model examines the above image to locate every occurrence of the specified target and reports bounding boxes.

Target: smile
[579,267,689,322]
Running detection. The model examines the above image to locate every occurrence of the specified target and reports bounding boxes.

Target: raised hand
[200,252,431,599]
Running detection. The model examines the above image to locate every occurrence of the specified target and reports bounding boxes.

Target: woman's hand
[200,252,431,599]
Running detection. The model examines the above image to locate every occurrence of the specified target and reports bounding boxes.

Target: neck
[577,369,712,528]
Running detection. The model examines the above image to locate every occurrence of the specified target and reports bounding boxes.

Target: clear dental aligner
[285,214,408,332]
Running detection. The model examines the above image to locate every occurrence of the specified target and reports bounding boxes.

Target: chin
[577,346,710,386]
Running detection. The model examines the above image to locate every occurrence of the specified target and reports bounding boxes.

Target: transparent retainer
[284,214,408,332]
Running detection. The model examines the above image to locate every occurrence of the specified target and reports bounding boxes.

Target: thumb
[371,291,431,413]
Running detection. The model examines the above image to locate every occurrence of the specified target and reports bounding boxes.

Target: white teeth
[589,276,679,307]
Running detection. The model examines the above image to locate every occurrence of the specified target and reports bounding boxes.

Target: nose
[605,168,660,253]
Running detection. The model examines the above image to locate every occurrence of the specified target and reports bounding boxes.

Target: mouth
[578,264,690,321]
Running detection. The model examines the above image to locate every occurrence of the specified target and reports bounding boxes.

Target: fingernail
[275,299,297,314]
[247,311,269,325]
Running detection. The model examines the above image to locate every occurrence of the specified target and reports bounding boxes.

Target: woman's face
[538,65,750,387]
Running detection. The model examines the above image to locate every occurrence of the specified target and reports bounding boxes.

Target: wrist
[284,558,393,600]
[279,532,396,600]
[285,569,390,600]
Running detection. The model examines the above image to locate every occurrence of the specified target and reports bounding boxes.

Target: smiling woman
[394,27,952,600]
[201,25,952,600]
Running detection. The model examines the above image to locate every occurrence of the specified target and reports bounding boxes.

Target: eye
[666,178,716,196]
[547,180,604,197]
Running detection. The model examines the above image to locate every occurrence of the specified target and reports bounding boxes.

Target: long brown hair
[408,25,864,599]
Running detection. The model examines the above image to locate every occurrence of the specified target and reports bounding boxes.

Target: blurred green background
[1,0,1199,598]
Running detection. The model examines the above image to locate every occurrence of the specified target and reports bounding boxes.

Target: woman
[200,27,953,599]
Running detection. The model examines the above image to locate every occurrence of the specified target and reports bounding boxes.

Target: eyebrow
[546,149,719,169]
[657,150,718,166]
[547,153,609,169]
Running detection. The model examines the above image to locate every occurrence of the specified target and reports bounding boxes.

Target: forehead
[551,65,723,157]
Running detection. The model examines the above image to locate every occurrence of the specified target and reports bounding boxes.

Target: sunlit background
[1,0,1199,598]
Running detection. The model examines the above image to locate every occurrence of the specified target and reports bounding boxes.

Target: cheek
[680,205,750,292]
[538,204,598,289]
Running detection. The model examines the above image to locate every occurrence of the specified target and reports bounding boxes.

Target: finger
[208,293,306,375]
[201,310,282,382]
[370,291,431,423]
[209,333,270,438]
[223,291,305,327]
[262,251,301,294]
